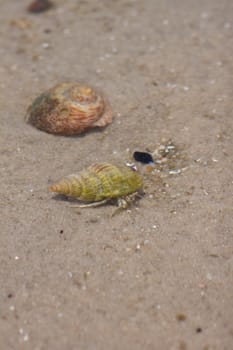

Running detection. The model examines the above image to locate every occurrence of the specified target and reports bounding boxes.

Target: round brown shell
[26,82,113,135]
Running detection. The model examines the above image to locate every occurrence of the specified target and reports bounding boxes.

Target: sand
[0,0,233,349]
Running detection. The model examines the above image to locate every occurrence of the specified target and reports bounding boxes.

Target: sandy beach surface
[0,0,232,349]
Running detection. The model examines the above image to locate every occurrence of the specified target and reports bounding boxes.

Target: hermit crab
[26,82,113,135]
[49,163,143,209]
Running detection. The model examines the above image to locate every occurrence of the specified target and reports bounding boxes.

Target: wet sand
[0,1,232,349]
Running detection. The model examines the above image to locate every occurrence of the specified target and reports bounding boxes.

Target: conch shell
[49,163,143,204]
[26,82,113,135]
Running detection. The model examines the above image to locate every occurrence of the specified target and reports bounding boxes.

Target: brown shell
[27,0,53,13]
[26,82,113,135]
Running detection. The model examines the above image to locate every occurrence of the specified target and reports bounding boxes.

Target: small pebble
[133,151,154,165]
[41,42,50,49]
[176,313,187,322]
[135,243,141,251]
[27,0,53,13]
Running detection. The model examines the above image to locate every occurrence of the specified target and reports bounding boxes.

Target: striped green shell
[49,163,143,202]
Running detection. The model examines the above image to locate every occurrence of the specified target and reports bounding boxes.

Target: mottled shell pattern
[49,163,143,203]
[26,82,113,135]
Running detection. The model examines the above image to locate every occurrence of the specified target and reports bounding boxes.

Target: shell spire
[49,175,82,197]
